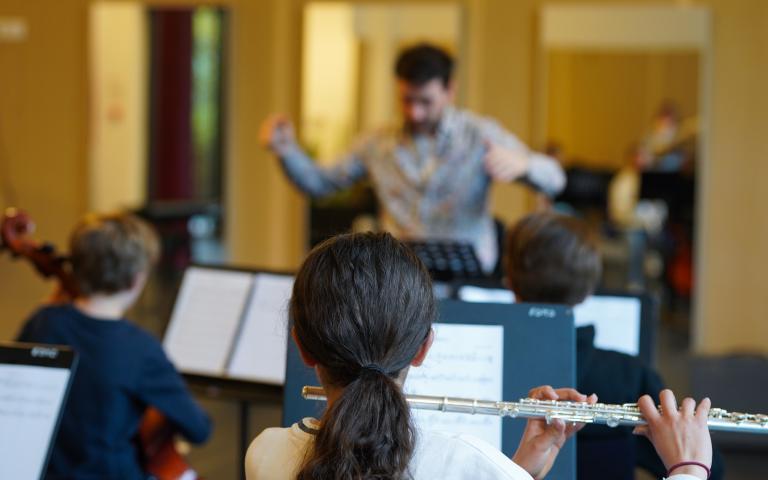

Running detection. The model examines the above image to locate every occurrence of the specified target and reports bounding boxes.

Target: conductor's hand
[633,390,712,479]
[512,385,597,480]
[259,115,296,156]
[483,140,531,182]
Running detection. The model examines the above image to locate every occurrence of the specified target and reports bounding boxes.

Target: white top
[245,418,532,480]
[245,418,701,480]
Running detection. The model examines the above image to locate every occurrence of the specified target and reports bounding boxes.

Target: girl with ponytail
[247,232,706,480]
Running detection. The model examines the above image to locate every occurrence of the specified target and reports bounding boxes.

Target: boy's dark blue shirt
[17,304,211,480]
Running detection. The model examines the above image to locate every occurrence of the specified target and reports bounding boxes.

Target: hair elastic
[360,363,387,376]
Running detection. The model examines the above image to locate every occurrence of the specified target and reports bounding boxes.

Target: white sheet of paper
[457,285,515,304]
[405,323,504,449]
[458,287,643,356]
[574,296,641,356]
[163,267,254,376]
[227,273,294,384]
[0,365,71,480]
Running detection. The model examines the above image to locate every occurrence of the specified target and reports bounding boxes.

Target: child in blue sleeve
[17,212,211,479]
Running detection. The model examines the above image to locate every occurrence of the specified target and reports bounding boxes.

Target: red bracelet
[666,461,711,479]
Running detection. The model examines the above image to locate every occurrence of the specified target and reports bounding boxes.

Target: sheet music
[405,323,504,449]
[574,296,641,356]
[0,365,71,480]
[227,273,294,384]
[163,267,254,376]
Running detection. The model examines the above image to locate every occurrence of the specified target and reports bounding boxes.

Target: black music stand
[404,240,484,281]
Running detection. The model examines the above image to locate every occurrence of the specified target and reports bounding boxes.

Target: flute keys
[499,404,520,418]
[709,408,727,419]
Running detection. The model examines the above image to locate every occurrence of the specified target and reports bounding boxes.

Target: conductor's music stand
[404,240,484,282]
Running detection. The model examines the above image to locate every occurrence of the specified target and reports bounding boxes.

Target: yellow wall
[546,50,699,170]
[224,0,305,273]
[89,2,148,211]
[302,3,359,163]
[696,0,768,353]
[0,0,89,339]
[0,0,766,353]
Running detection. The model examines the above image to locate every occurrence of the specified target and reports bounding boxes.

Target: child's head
[504,212,601,306]
[290,232,436,479]
[69,212,160,297]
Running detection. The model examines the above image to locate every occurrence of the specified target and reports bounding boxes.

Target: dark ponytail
[291,232,436,480]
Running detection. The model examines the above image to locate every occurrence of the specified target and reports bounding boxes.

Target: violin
[1,207,201,480]
[0,208,79,296]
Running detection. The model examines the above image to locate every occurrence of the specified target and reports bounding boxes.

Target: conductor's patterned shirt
[277,106,565,271]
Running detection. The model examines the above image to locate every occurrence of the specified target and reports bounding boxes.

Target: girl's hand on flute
[633,389,712,479]
[512,385,597,480]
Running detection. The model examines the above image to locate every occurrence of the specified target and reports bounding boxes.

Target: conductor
[260,43,565,272]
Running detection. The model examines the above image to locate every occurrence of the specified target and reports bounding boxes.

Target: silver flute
[302,386,768,434]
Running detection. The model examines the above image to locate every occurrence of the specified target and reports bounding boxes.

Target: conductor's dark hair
[504,212,602,306]
[395,43,454,87]
[291,232,436,480]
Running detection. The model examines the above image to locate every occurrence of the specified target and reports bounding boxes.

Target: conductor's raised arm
[258,114,367,198]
